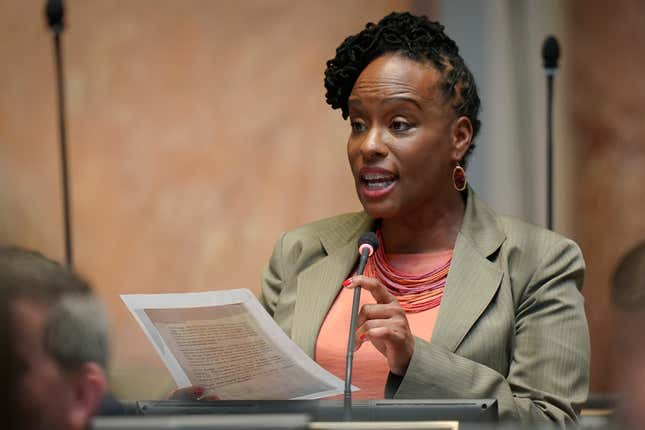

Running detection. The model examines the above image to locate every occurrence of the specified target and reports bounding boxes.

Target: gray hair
[45,293,109,370]
[0,246,109,371]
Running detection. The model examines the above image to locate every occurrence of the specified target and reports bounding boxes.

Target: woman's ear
[67,362,107,430]
[451,116,473,162]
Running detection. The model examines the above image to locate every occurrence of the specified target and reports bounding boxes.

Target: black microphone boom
[344,232,378,420]
[542,35,560,231]
[45,0,73,267]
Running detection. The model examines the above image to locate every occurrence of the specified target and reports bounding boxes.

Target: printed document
[121,289,354,399]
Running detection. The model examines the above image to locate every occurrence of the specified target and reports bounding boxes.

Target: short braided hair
[324,12,481,166]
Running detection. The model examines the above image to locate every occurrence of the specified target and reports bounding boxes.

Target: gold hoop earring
[452,164,467,191]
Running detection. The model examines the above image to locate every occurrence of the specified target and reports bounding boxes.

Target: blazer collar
[456,186,506,258]
[316,186,505,258]
[431,187,506,352]
[318,212,374,255]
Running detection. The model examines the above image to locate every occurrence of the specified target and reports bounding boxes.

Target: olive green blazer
[260,188,590,426]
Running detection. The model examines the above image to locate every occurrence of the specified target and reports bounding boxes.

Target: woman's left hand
[346,274,414,376]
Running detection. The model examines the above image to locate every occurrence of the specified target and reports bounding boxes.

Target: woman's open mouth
[359,170,398,198]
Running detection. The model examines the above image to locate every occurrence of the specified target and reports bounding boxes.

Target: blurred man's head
[0,246,108,430]
[611,240,645,429]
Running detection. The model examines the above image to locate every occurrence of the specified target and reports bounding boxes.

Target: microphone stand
[343,286,360,420]
[344,244,373,421]
[46,0,73,267]
[343,254,365,421]
[546,71,554,231]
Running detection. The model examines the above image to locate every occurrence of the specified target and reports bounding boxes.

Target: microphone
[45,0,74,268]
[542,36,560,231]
[344,232,379,419]
[542,36,560,76]
[46,0,64,34]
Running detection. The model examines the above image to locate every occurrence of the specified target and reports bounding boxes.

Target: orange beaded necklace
[364,230,452,313]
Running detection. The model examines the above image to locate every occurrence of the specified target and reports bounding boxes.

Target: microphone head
[542,36,560,69]
[358,232,379,257]
[46,0,64,33]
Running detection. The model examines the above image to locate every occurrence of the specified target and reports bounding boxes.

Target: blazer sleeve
[259,232,287,317]
[387,237,590,427]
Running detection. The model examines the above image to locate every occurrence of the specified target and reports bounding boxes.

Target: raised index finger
[347,274,397,304]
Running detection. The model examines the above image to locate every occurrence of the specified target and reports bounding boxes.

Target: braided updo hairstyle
[324,12,481,166]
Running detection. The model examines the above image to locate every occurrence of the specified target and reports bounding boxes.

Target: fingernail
[193,387,203,396]
[342,279,352,287]
[359,333,367,341]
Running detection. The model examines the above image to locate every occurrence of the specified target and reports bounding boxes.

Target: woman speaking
[260,12,589,426]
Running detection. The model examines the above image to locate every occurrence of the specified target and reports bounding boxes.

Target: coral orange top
[315,250,453,399]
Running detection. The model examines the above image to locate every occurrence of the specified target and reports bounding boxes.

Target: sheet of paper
[121,289,356,400]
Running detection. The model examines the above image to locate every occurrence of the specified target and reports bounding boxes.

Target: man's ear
[451,116,473,162]
[67,362,107,430]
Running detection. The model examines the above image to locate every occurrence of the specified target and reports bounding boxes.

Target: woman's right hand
[346,274,415,376]
[167,386,220,401]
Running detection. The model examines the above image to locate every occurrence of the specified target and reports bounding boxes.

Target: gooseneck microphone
[542,36,560,231]
[45,0,73,267]
[344,232,379,420]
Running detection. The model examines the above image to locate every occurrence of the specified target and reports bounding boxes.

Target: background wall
[0,0,416,399]
[1,0,643,399]
[567,0,645,392]
[440,0,573,231]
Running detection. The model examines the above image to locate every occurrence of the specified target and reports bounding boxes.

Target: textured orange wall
[0,1,417,399]
[567,0,645,392]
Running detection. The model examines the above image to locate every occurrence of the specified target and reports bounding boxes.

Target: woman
[260,12,589,426]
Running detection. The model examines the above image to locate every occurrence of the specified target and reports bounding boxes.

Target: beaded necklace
[363,230,451,313]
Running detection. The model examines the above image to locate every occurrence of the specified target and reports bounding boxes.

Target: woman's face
[347,53,472,221]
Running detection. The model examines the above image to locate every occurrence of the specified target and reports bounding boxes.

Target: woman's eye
[391,120,411,132]
[350,121,366,133]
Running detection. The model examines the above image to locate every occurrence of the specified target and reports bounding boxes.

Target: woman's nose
[360,127,388,161]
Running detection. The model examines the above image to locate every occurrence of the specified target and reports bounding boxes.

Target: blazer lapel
[431,189,505,352]
[291,213,373,358]
[291,241,357,358]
